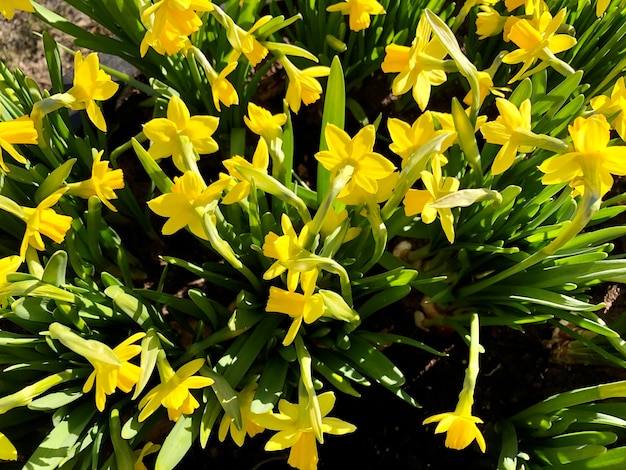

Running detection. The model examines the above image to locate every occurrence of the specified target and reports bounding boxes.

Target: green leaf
[27,388,83,411]
[251,355,288,414]
[318,56,345,204]
[24,401,95,470]
[104,285,157,328]
[110,408,135,470]
[357,285,412,319]
[133,329,160,400]
[41,251,68,287]
[543,446,626,469]
[35,159,76,204]
[202,368,242,431]
[132,138,173,194]
[156,413,198,470]
[429,188,502,209]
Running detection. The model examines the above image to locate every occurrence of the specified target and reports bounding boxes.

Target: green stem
[110,132,146,165]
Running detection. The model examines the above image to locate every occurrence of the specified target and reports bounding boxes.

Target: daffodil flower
[19,188,73,259]
[48,323,145,412]
[138,357,214,422]
[279,55,330,113]
[0,0,33,20]
[263,213,316,292]
[139,0,214,56]
[590,76,626,141]
[315,124,396,204]
[66,150,124,211]
[381,14,449,110]
[0,255,22,307]
[539,114,626,196]
[143,95,219,172]
[221,138,269,204]
[326,0,386,32]
[476,6,507,39]
[596,0,611,16]
[503,8,576,82]
[147,171,229,240]
[424,314,486,453]
[403,163,460,243]
[463,70,508,106]
[388,113,452,167]
[0,432,17,461]
[0,114,38,172]
[320,207,361,243]
[244,102,287,143]
[266,270,324,346]
[65,52,119,132]
[253,391,356,470]
[210,5,270,66]
[218,383,265,446]
[480,98,535,174]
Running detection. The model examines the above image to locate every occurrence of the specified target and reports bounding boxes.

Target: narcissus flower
[403,163,460,243]
[0,0,33,19]
[48,323,144,412]
[279,56,330,113]
[315,124,395,203]
[19,189,73,259]
[65,52,119,132]
[218,383,265,446]
[0,115,38,172]
[381,14,448,110]
[502,9,576,82]
[244,103,287,142]
[326,0,386,32]
[476,6,507,39]
[133,442,160,470]
[480,98,534,175]
[539,114,626,196]
[388,113,452,166]
[253,391,356,470]
[262,213,315,292]
[221,138,269,204]
[138,357,214,422]
[139,0,214,56]
[143,95,219,171]
[266,270,324,345]
[213,5,270,66]
[0,432,17,461]
[66,150,124,211]
[148,171,229,240]
[423,400,486,452]
[205,61,239,111]
[590,76,626,141]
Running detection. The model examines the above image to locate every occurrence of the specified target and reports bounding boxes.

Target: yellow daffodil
[279,56,330,113]
[320,207,361,243]
[213,5,270,66]
[479,98,534,174]
[266,270,324,346]
[0,0,33,19]
[221,138,269,204]
[218,383,265,446]
[381,14,448,110]
[143,95,219,172]
[253,391,356,470]
[403,163,460,243]
[19,188,72,259]
[244,102,287,143]
[65,52,119,132]
[262,213,316,292]
[315,124,395,204]
[66,150,124,211]
[326,0,386,32]
[423,396,486,452]
[208,61,240,111]
[388,113,452,166]
[48,323,144,412]
[140,0,213,56]
[0,115,37,172]
[133,442,160,470]
[590,76,626,141]
[148,171,229,240]
[0,255,21,307]
[0,432,17,461]
[503,9,576,82]
[476,6,507,40]
[138,357,214,422]
[463,70,509,106]
[539,114,626,196]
